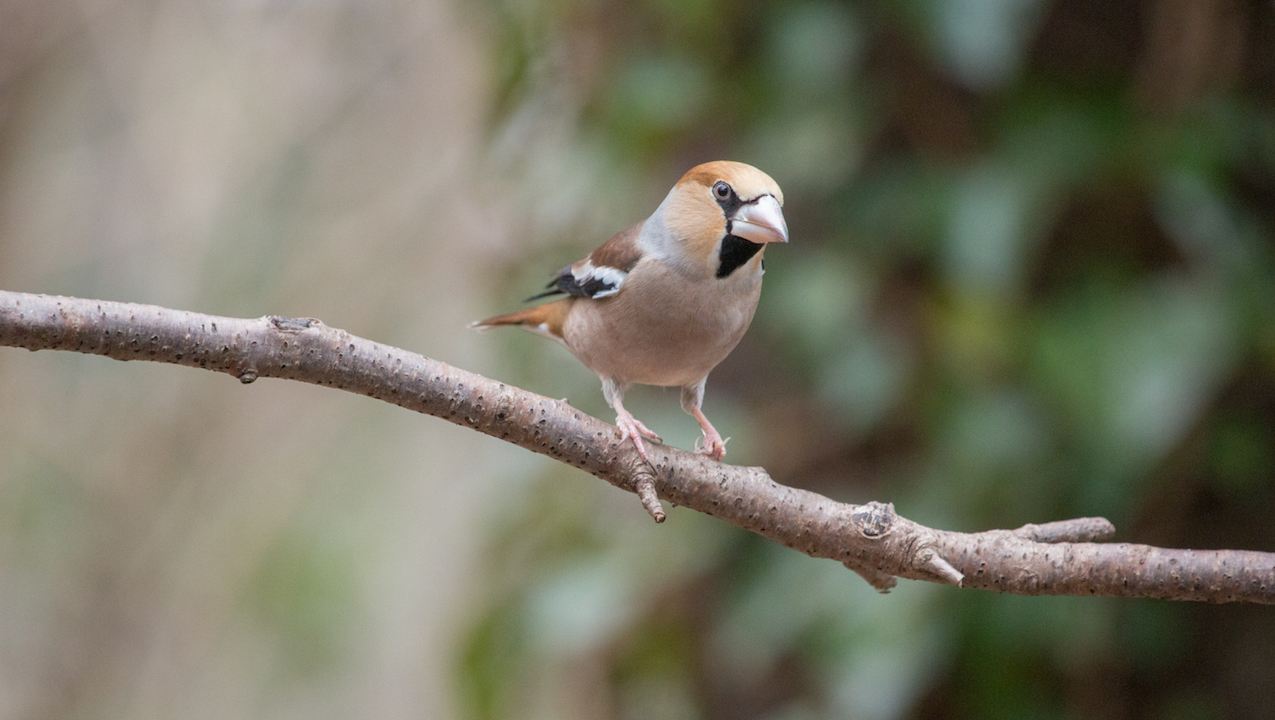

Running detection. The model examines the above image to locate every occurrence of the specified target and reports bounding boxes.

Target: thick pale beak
[730,194,789,244]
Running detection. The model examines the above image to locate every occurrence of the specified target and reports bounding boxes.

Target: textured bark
[2,290,1273,603]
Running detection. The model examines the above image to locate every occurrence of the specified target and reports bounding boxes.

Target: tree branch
[2,290,1272,603]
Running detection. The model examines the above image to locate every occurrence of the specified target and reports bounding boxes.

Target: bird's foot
[694,429,728,461]
[615,410,661,462]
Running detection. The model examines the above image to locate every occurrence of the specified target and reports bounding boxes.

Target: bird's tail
[469,298,571,343]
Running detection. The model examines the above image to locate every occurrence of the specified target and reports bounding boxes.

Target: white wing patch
[569,261,628,299]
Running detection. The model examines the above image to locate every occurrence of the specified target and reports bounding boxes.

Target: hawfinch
[474,161,788,462]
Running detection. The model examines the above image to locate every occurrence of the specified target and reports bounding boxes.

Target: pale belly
[561,265,763,388]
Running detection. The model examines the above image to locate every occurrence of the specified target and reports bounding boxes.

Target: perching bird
[473,161,787,462]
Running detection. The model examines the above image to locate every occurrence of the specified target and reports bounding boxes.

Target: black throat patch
[716,234,764,278]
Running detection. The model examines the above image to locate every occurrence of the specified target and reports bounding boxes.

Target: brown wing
[587,222,645,272]
[528,221,646,301]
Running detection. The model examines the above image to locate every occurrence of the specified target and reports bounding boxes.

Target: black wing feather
[524,267,623,302]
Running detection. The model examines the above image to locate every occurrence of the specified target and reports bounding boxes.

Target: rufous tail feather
[469,299,570,343]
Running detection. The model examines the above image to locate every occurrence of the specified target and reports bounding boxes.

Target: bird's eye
[713,182,731,200]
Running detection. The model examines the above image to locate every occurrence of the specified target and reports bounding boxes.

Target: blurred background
[1,0,1274,718]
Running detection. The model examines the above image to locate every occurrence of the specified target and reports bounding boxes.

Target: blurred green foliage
[465,0,1275,718]
[243,526,360,678]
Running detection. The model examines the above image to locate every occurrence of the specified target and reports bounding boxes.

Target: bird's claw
[634,418,663,443]
[616,412,661,463]
[695,431,728,461]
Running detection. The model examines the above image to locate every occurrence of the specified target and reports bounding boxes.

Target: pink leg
[690,407,727,461]
[612,396,661,462]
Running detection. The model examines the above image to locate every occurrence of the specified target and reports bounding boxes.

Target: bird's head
[656,161,788,277]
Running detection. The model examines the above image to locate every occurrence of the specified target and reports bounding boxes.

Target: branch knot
[268,316,320,332]
[852,501,895,538]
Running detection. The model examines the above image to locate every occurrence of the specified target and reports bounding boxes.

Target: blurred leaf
[1032,277,1239,514]
[944,161,1039,296]
[460,603,528,720]
[602,53,711,145]
[920,0,1050,89]
[242,527,358,678]
[766,3,863,95]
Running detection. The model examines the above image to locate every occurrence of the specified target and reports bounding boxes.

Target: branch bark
[2,290,1272,604]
